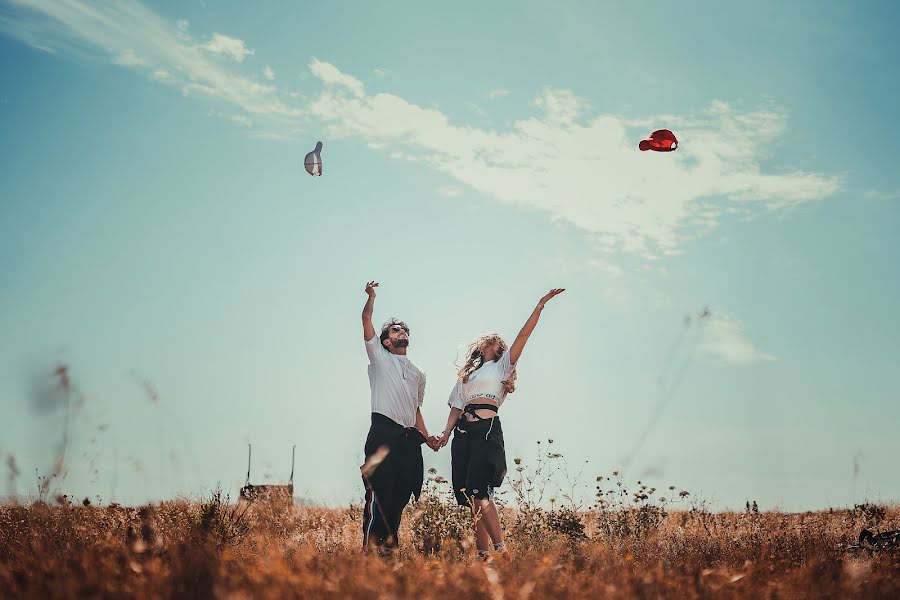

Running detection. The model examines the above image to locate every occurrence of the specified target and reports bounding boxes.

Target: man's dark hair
[379,318,410,347]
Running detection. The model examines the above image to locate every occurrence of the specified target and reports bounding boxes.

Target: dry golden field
[1,469,898,600]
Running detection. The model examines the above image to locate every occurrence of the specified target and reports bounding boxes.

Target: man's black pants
[361,412,425,549]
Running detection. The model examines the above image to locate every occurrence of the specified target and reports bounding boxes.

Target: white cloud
[309,58,364,98]
[372,67,390,78]
[465,102,487,119]
[864,189,900,201]
[111,49,144,66]
[1,2,843,259]
[262,64,275,81]
[0,12,59,53]
[1,0,297,118]
[209,110,252,128]
[230,114,251,127]
[559,257,625,278]
[305,67,842,256]
[202,33,254,62]
[436,186,461,198]
[698,311,776,365]
[654,293,672,308]
[532,87,586,124]
[488,88,510,99]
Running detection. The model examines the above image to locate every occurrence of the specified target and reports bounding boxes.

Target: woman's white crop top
[448,350,516,410]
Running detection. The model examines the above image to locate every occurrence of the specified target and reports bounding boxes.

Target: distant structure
[239,444,295,509]
[859,528,900,552]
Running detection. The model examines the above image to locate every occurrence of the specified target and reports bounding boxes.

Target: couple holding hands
[360,280,564,560]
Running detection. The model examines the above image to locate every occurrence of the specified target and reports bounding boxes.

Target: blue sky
[1,0,898,511]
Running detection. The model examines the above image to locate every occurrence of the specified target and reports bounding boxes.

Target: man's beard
[392,338,409,348]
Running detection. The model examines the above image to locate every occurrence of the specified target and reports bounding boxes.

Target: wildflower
[360,446,390,478]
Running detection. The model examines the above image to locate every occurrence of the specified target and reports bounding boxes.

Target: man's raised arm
[362,280,378,341]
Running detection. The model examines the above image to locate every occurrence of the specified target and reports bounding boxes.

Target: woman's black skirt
[450,416,507,506]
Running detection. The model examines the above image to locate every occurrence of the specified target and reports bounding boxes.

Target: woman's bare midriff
[462,399,500,421]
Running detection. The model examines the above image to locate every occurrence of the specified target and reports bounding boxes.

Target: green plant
[593,471,689,542]
[196,487,249,545]
[410,469,473,556]
[507,441,588,550]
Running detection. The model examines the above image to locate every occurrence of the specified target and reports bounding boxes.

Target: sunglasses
[389,325,409,334]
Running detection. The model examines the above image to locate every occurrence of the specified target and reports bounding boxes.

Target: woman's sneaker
[494,542,511,562]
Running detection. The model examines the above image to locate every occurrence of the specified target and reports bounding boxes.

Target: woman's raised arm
[508,288,565,365]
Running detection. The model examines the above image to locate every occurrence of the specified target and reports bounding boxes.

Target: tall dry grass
[9,367,896,597]
[1,480,898,599]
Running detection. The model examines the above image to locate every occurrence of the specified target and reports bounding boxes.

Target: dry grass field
[1,464,898,600]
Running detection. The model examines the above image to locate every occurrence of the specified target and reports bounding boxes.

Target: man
[360,280,429,554]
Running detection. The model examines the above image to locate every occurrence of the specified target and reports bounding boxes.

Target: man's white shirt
[365,334,425,427]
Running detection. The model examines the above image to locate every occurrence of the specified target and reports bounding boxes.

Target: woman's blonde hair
[457,333,517,396]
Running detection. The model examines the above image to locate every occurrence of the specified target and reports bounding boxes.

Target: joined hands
[426,432,450,452]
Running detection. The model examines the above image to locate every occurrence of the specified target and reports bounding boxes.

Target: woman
[433,288,565,561]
